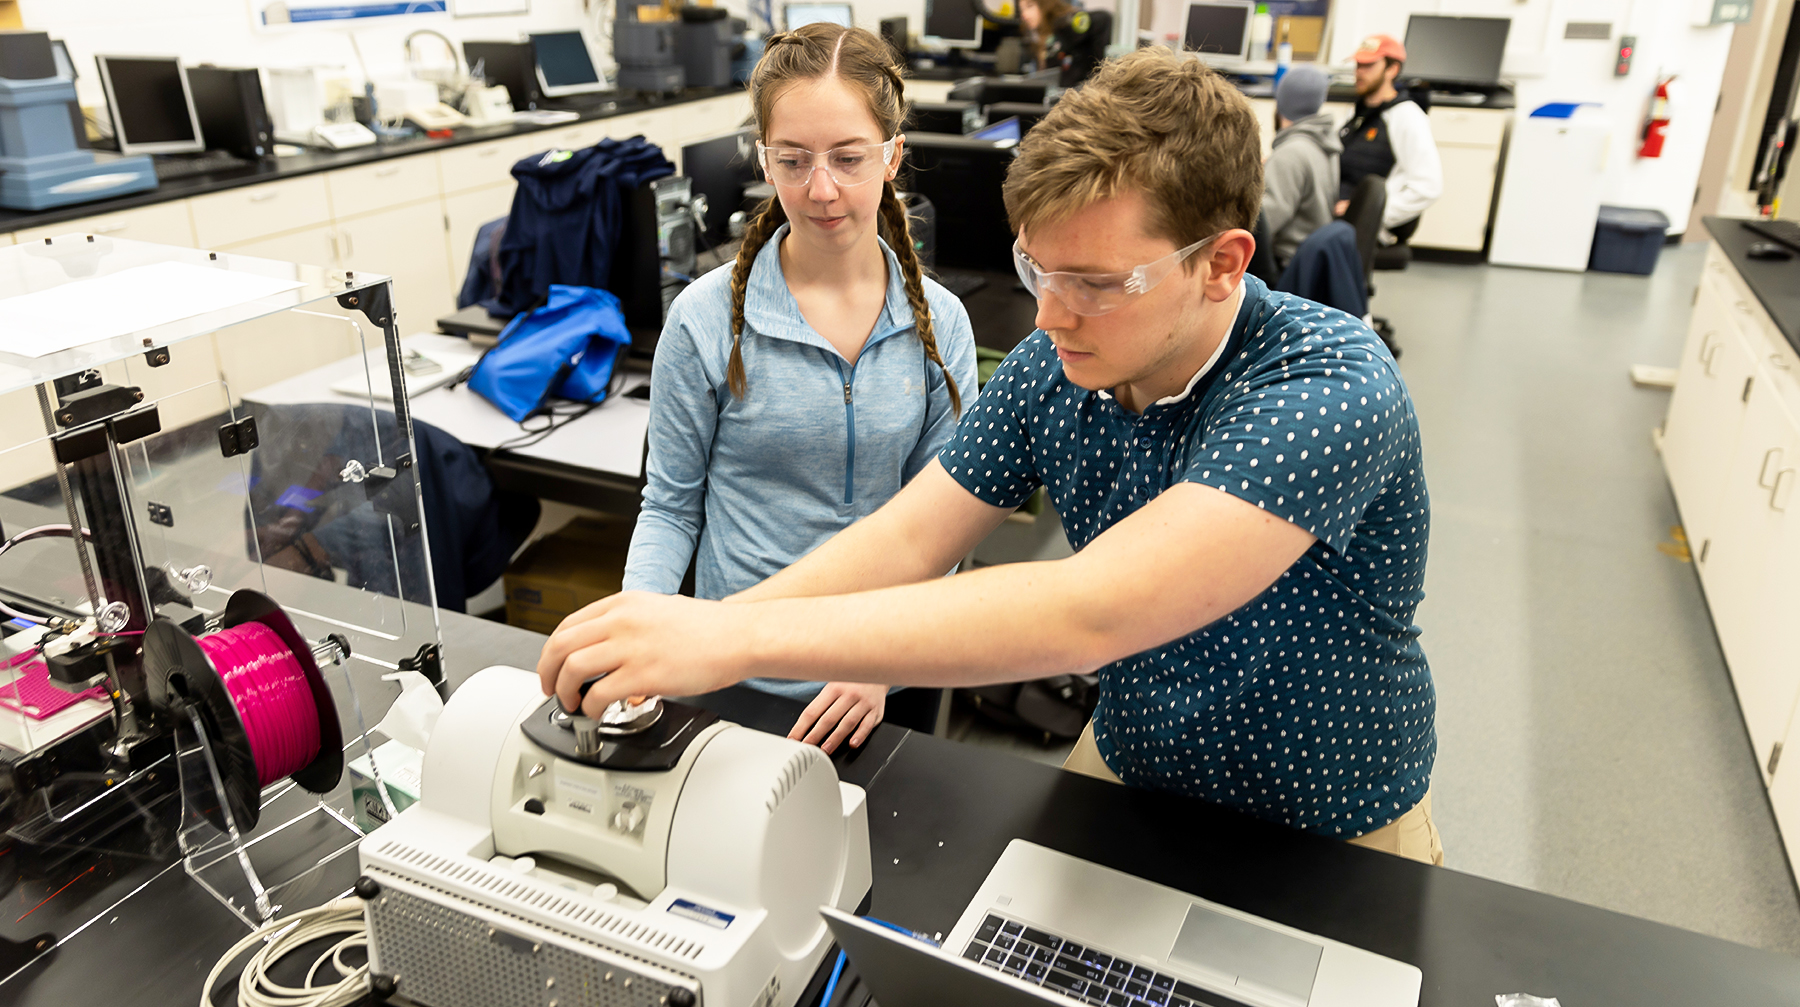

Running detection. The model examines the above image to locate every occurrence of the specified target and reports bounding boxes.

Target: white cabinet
[444,183,516,295]
[1663,240,1800,877]
[327,154,439,218]
[1413,107,1509,253]
[337,201,455,333]
[1662,270,1759,553]
[13,200,196,246]
[190,174,333,248]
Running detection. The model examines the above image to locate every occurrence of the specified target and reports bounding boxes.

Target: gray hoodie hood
[1272,111,1343,156]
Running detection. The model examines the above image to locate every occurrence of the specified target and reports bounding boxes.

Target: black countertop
[0,86,746,234]
[1705,215,1800,355]
[4,609,1799,1005]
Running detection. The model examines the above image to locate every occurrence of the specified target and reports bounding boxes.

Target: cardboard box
[349,738,424,833]
[504,516,633,635]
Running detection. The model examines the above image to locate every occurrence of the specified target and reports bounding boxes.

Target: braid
[727,196,789,399]
[878,181,962,416]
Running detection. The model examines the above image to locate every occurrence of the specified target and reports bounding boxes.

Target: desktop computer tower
[464,41,541,110]
[187,66,274,160]
[901,134,1016,271]
[908,99,978,135]
[880,17,909,62]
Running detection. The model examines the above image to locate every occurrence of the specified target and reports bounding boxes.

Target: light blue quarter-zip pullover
[623,224,978,699]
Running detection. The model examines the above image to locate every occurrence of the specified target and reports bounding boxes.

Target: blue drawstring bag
[467,284,632,422]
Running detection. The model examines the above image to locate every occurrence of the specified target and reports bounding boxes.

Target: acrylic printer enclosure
[0,234,442,935]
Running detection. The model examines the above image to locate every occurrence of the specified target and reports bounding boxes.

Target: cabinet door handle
[91,222,127,234]
[341,230,354,259]
[1761,448,1784,488]
[329,232,341,261]
[478,147,500,157]
[1702,336,1721,376]
[375,166,402,178]
[1773,469,1795,512]
[249,191,279,202]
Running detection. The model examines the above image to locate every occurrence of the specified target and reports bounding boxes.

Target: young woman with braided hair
[618,23,976,753]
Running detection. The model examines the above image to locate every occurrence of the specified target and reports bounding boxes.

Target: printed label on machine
[557,776,602,817]
[668,898,736,929]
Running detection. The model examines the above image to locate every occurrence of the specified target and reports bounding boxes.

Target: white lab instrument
[463,82,514,124]
[358,666,872,1007]
[311,121,377,149]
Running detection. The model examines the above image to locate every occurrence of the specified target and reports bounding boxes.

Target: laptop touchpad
[1167,904,1321,1004]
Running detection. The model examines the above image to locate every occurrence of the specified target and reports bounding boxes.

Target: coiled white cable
[200,898,369,1007]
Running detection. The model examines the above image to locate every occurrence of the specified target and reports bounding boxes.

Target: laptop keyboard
[963,913,1255,1007]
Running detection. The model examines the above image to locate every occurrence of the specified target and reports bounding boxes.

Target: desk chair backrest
[1248,210,1280,286]
[1340,173,1386,287]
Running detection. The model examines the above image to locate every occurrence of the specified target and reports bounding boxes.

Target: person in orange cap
[1335,33,1441,248]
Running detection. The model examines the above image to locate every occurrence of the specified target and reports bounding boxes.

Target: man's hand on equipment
[536,591,750,715]
[789,682,887,753]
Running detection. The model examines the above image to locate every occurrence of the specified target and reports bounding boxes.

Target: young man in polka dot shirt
[539,47,1441,863]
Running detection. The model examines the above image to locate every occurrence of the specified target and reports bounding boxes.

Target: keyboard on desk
[153,151,253,180]
[964,913,1255,1007]
[1742,218,1800,252]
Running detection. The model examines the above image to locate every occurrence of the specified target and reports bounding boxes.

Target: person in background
[1260,64,1341,271]
[620,23,977,753]
[1020,0,1112,87]
[1336,34,1441,246]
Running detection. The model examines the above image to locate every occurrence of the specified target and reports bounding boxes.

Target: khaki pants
[1063,721,1445,866]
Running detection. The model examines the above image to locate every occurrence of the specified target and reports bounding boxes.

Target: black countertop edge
[0,84,748,234]
[1703,215,1800,356]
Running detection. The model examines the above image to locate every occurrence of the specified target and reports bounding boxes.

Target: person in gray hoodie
[1261,64,1342,270]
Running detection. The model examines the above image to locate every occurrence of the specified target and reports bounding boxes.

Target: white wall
[15,0,933,105]
[1327,0,1736,234]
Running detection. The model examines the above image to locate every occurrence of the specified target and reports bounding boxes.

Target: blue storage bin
[1589,205,1670,275]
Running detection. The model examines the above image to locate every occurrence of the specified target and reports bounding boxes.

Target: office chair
[1340,174,1399,358]
[1248,210,1280,286]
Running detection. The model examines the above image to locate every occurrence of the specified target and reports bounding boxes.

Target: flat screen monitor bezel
[95,54,206,156]
[784,2,855,30]
[1402,14,1511,86]
[528,30,607,98]
[50,39,76,81]
[1184,1,1253,65]
[923,0,983,50]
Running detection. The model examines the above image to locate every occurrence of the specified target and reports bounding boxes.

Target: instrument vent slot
[371,843,707,961]
[766,747,824,814]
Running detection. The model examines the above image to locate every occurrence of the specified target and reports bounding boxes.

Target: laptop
[825,839,1421,1007]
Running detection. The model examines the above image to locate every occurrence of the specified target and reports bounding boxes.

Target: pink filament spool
[196,621,322,788]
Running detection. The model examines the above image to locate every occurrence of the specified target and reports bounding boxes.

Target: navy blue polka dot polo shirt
[940,275,1435,838]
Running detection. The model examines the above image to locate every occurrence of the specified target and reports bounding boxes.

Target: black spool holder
[142,589,344,833]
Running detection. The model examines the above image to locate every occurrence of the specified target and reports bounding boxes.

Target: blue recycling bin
[1589,205,1671,275]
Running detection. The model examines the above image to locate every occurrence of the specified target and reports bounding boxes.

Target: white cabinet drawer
[13,200,196,246]
[440,134,544,193]
[191,175,331,248]
[328,154,439,219]
[1429,108,1508,147]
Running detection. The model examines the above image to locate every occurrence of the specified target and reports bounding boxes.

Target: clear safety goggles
[1013,232,1225,316]
[756,137,898,188]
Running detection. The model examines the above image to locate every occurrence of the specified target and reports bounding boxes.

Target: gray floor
[958,244,1800,955]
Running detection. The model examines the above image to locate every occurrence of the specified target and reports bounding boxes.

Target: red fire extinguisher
[1639,76,1675,158]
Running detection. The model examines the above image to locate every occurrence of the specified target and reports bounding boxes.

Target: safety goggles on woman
[1012,232,1225,317]
[757,137,899,188]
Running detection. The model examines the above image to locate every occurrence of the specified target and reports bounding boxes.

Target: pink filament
[197,622,321,787]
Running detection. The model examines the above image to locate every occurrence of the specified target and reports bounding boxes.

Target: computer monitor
[1403,15,1510,85]
[95,55,205,156]
[50,39,75,80]
[681,128,758,246]
[529,30,607,97]
[465,40,541,109]
[902,133,1015,270]
[969,116,1020,143]
[785,2,853,30]
[924,0,982,49]
[1183,2,1252,64]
